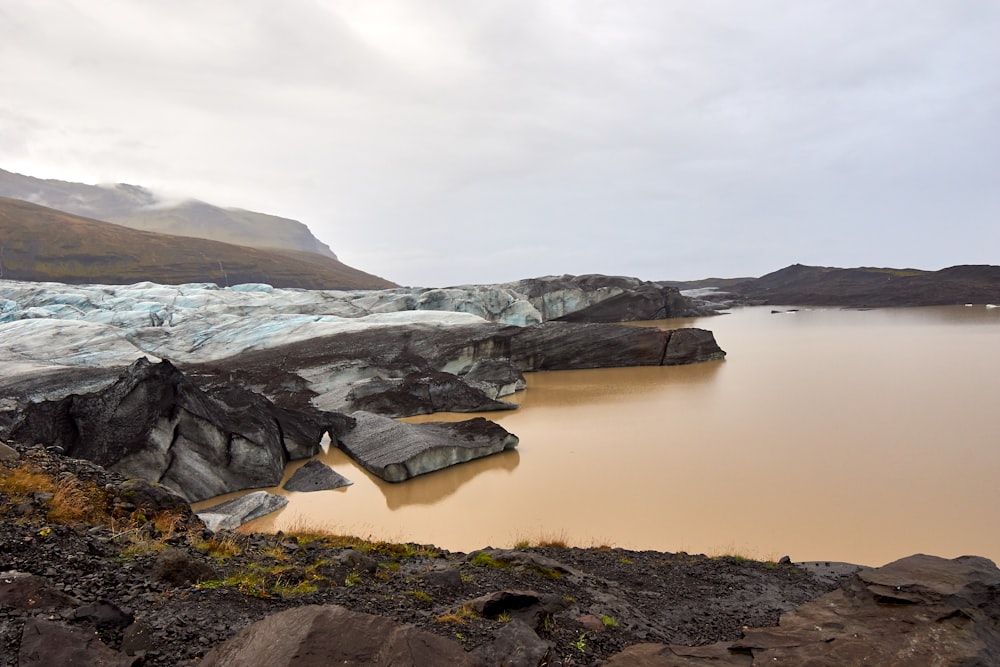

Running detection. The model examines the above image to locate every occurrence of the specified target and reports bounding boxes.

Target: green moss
[470,552,508,568]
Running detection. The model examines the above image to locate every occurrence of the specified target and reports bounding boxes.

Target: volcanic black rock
[336,412,519,482]
[283,459,352,493]
[198,604,477,667]
[9,358,338,501]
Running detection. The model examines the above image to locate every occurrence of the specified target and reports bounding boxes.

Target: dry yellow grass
[0,463,55,497]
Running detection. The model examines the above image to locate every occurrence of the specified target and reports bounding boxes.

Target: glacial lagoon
[225,305,1000,566]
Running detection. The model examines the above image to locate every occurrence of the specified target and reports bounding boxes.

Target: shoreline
[4,442,999,665]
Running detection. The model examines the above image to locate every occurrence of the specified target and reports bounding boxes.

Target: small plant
[571,633,588,652]
[470,552,507,568]
[600,614,619,628]
[542,614,555,632]
[261,545,290,561]
[509,531,571,549]
[196,563,321,599]
[710,544,757,561]
[436,604,478,624]
[149,509,185,535]
[537,537,569,549]
[496,611,513,623]
[618,556,633,565]
[436,613,467,624]
[528,564,562,579]
[196,535,242,561]
[406,590,433,603]
[197,571,271,599]
[376,561,401,581]
[0,464,113,526]
[344,572,362,587]
[47,478,107,524]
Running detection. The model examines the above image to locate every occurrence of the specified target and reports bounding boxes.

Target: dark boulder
[283,459,352,492]
[9,358,341,501]
[19,616,137,667]
[70,600,134,629]
[198,604,476,667]
[421,565,464,591]
[467,589,568,632]
[473,618,554,667]
[336,411,519,482]
[112,478,191,514]
[0,571,79,611]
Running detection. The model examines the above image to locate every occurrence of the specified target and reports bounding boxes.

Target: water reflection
[377,450,520,509]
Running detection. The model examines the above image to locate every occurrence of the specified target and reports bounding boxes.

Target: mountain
[0,197,396,289]
[727,263,1000,307]
[0,168,337,259]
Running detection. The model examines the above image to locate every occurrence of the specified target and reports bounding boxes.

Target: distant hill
[728,263,1000,307]
[0,197,396,289]
[0,168,338,259]
[657,277,754,291]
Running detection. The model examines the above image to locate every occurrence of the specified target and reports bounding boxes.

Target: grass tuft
[470,552,508,568]
[195,535,243,561]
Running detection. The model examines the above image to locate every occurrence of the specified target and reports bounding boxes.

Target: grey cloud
[2,1,998,285]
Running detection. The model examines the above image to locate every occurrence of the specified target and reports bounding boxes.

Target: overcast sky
[2,1,998,286]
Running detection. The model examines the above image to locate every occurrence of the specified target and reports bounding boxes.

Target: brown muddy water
[201,305,1000,566]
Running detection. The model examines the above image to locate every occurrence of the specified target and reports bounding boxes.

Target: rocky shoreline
[4,442,1000,666]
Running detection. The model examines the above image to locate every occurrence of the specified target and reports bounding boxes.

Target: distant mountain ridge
[0,197,396,289]
[0,167,337,259]
[672,263,1000,307]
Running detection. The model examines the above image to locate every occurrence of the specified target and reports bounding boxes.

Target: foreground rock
[603,553,1000,666]
[19,616,136,667]
[337,412,519,482]
[8,358,337,501]
[198,604,477,667]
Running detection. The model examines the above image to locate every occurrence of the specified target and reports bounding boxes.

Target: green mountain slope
[0,197,396,289]
[0,168,338,259]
